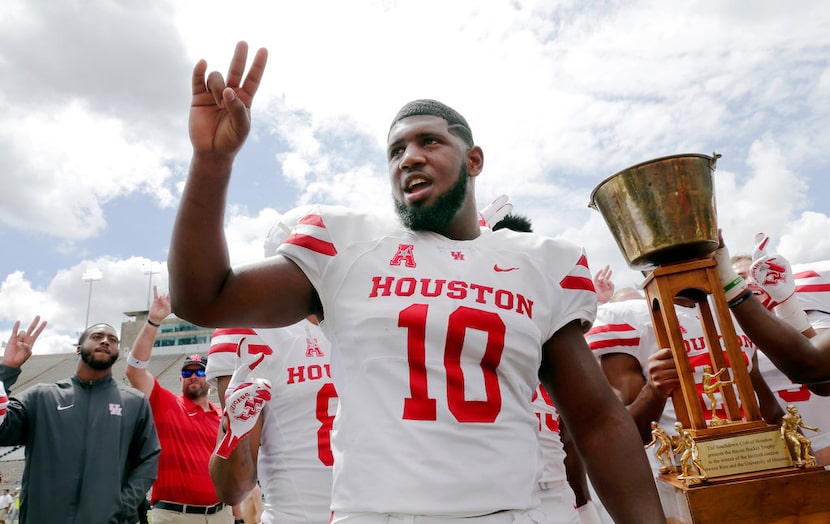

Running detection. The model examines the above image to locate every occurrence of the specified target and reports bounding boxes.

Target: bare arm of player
[168,42,319,328]
[125,286,170,397]
[210,414,264,505]
[748,353,785,425]
[730,295,830,395]
[542,321,666,524]
[600,351,675,443]
[558,418,591,508]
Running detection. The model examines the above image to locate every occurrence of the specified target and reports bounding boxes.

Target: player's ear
[466,146,484,178]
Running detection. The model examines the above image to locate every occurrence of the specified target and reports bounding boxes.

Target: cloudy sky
[2,0,830,354]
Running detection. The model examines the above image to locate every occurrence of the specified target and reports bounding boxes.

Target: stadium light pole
[142,262,160,310]
[82,268,103,328]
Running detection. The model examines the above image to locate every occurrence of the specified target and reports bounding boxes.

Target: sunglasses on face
[181,369,206,378]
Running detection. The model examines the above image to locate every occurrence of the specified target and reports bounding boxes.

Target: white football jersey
[759,265,830,453]
[208,322,337,524]
[587,299,758,438]
[532,385,581,524]
[276,204,597,516]
[792,261,830,315]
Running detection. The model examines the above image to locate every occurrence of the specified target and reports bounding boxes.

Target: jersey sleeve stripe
[285,232,337,256]
[559,253,596,292]
[208,342,239,356]
[560,275,595,292]
[586,323,636,335]
[587,338,641,350]
[298,213,326,228]
[212,328,258,337]
[794,270,822,279]
[796,284,830,293]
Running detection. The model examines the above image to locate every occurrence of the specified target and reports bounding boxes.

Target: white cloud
[3,0,830,350]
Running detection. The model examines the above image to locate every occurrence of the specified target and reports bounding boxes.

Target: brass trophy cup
[590,154,830,523]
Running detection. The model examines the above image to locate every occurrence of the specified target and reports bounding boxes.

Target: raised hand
[593,265,615,305]
[750,233,811,332]
[190,41,268,158]
[148,285,171,325]
[713,231,748,304]
[750,233,795,309]
[478,194,512,227]
[215,337,272,459]
[3,316,47,369]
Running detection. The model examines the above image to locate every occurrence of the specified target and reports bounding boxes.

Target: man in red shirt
[126,286,231,523]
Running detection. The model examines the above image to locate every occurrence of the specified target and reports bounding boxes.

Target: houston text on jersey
[368,275,534,319]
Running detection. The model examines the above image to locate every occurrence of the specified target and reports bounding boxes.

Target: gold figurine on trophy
[701,365,734,426]
[673,422,708,481]
[645,421,676,473]
[781,405,819,468]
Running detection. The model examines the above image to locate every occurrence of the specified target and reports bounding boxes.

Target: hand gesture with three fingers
[1,316,47,424]
[215,337,272,459]
[190,41,269,158]
[3,316,48,369]
[593,265,615,305]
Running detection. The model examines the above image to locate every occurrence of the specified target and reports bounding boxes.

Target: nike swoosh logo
[57,404,74,411]
[493,265,519,272]
[188,412,197,417]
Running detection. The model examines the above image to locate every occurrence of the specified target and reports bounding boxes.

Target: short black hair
[492,213,533,233]
[390,99,474,147]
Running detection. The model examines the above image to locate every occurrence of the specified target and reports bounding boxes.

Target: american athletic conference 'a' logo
[306,337,324,357]
[390,244,416,268]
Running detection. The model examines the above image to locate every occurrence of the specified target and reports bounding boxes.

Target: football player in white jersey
[731,240,830,464]
[208,321,336,524]
[722,235,830,394]
[206,210,337,524]
[169,42,664,523]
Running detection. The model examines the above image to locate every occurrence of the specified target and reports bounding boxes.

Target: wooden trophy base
[657,466,830,523]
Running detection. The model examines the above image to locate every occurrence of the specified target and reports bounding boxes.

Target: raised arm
[730,297,830,394]
[715,238,830,393]
[125,286,170,396]
[168,42,317,328]
[542,321,665,524]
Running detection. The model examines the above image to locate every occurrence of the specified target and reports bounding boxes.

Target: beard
[80,347,119,370]
[183,381,210,400]
[394,164,469,232]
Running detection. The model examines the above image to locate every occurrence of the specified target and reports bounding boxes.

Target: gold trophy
[590,153,830,523]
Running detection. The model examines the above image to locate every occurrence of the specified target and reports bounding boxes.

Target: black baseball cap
[182,353,207,370]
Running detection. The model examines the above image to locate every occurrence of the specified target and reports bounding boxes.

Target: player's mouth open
[404,176,432,202]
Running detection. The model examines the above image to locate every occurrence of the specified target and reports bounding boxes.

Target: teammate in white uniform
[169,42,664,523]
[207,208,337,524]
[586,290,783,470]
[720,233,830,394]
[208,322,336,523]
[732,245,830,464]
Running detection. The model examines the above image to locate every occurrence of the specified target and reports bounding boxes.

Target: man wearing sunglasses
[126,286,230,523]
